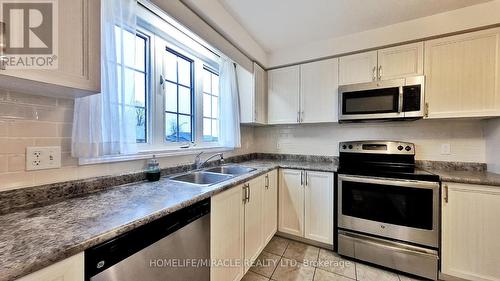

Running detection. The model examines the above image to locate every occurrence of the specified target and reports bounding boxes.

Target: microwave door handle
[398,86,404,114]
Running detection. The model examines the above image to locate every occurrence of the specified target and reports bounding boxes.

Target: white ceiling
[216,0,491,52]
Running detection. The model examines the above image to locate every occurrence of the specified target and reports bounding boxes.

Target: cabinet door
[211,185,245,281]
[244,176,264,272]
[424,28,500,118]
[16,253,84,281]
[278,169,304,237]
[339,51,378,85]
[377,42,423,80]
[300,58,339,123]
[1,0,100,96]
[262,170,278,245]
[268,66,300,124]
[304,171,334,245]
[442,182,500,281]
[236,64,255,123]
[254,63,268,124]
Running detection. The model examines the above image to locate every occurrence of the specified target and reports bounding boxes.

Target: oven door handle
[338,174,439,189]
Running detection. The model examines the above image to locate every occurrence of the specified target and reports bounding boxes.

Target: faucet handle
[195,151,204,159]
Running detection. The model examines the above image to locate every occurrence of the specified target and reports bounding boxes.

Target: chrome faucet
[194,152,225,169]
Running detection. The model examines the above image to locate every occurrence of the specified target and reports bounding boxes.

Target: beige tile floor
[242,236,426,281]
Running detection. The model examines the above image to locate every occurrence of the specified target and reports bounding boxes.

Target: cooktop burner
[338,140,440,182]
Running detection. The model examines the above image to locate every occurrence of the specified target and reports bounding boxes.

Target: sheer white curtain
[72,0,138,158]
[218,56,241,148]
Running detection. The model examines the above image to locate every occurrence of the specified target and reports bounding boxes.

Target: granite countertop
[0,159,337,281]
[4,154,500,281]
[429,169,500,187]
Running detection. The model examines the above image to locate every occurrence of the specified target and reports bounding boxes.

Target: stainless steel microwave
[338,76,425,122]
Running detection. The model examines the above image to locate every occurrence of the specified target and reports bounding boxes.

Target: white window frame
[79,1,227,165]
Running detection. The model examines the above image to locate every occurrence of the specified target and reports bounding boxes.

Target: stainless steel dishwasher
[85,199,210,281]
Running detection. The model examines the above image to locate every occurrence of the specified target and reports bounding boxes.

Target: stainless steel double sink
[169,165,256,186]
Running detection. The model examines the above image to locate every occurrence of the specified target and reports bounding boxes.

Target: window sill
[78,146,234,165]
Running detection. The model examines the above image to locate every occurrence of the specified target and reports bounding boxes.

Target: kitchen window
[135,2,222,151]
[164,49,194,143]
[202,68,220,142]
[75,1,239,164]
[115,27,149,144]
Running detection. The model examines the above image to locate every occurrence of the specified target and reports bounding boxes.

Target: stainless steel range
[337,141,440,280]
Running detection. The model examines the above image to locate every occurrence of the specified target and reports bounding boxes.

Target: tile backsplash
[0,91,255,191]
[0,89,495,192]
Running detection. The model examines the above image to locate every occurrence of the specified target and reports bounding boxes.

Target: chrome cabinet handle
[300,170,303,186]
[372,66,377,81]
[305,171,308,186]
[297,111,300,123]
[378,65,382,80]
[242,183,250,203]
[301,111,304,123]
[444,184,449,203]
[265,174,269,189]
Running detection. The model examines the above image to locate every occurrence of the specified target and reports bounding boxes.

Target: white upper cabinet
[339,43,423,85]
[377,42,423,80]
[0,0,100,97]
[339,51,378,85]
[268,65,300,124]
[237,62,267,124]
[441,182,500,281]
[424,28,500,119]
[300,58,339,123]
[268,59,338,124]
[254,63,268,124]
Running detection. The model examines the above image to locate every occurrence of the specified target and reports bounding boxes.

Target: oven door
[338,174,439,248]
[339,79,404,121]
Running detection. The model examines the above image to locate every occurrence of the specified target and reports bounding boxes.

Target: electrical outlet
[26,146,61,171]
[441,143,451,155]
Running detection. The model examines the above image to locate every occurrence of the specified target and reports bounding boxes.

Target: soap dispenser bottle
[145,155,161,182]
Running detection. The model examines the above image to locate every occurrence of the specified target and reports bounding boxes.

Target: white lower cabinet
[278,169,305,236]
[16,253,84,281]
[211,170,277,280]
[278,169,334,245]
[304,171,334,245]
[211,183,246,281]
[441,182,500,281]
[244,176,264,272]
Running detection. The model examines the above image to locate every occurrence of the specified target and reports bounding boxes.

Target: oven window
[342,180,433,230]
[342,87,399,115]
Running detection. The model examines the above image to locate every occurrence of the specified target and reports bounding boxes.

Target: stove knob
[397,145,404,151]
[342,145,347,149]
[405,146,412,151]
[348,145,353,149]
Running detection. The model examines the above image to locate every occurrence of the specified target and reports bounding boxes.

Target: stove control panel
[339,141,415,155]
